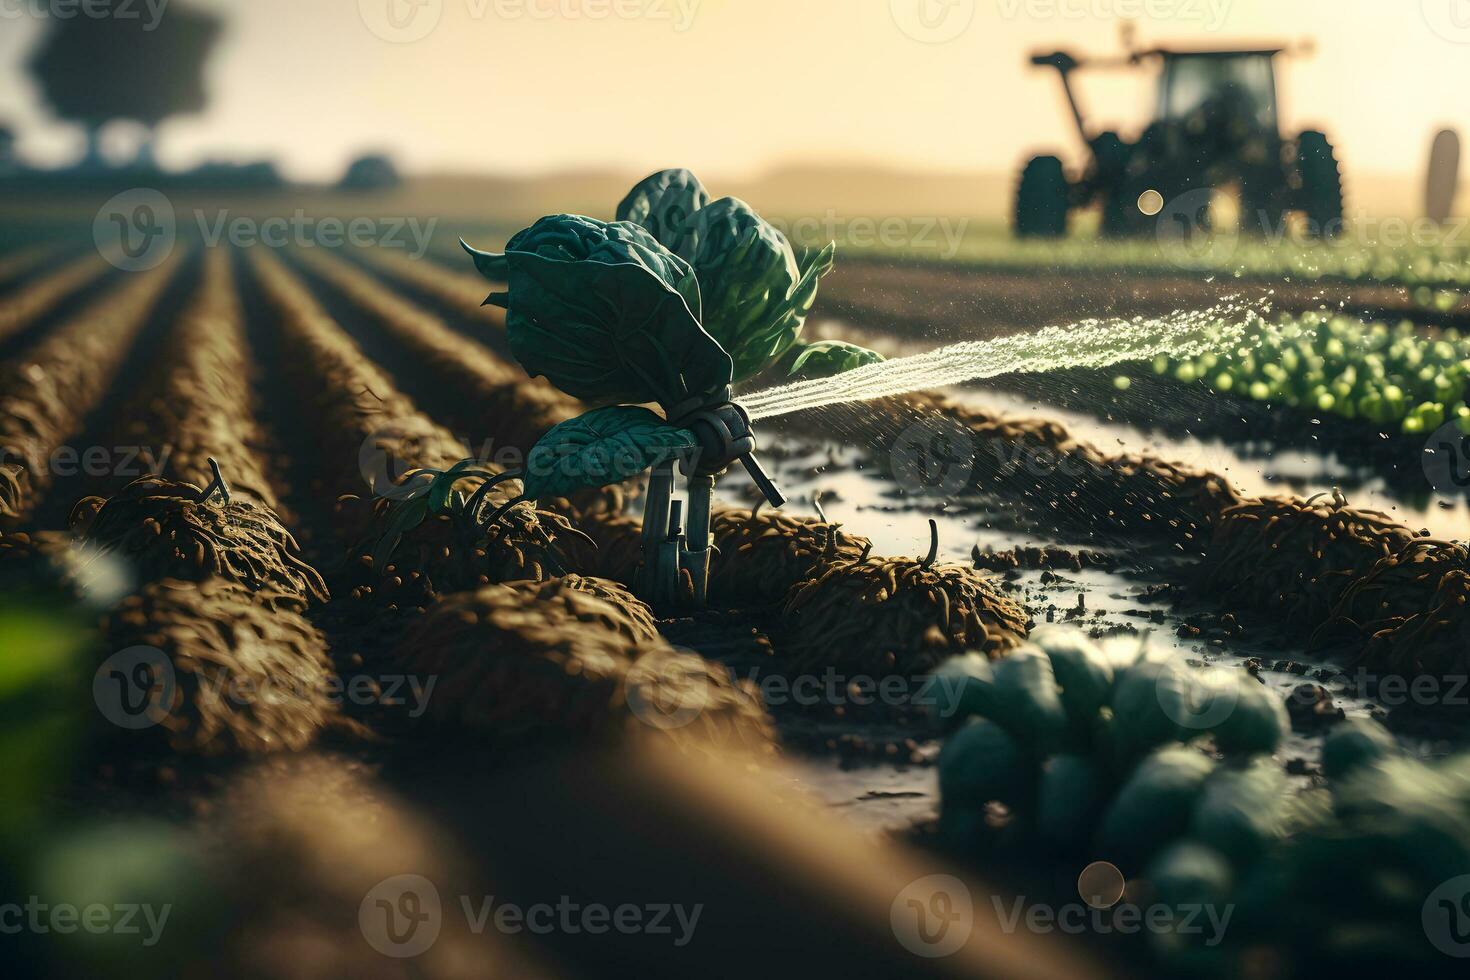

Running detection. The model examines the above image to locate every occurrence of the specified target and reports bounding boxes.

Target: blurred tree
[339,153,402,191]
[27,1,221,168]
[0,125,14,172]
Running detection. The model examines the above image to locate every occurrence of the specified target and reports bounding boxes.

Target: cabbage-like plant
[668,197,839,382]
[614,168,710,249]
[462,214,732,409]
[457,181,883,607]
[617,172,880,383]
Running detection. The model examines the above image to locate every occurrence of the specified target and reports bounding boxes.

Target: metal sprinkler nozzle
[677,399,785,509]
[640,391,787,610]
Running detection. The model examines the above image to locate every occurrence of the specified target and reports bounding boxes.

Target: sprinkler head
[673,399,787,511]
[669,395,786,509]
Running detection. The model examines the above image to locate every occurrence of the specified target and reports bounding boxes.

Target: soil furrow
[351,246,514,355]
[821,257,1463,338]
[290,246,576,458]
[0,254,182,525]
[0,242,62,287]
[243,247,589,604]
[0,252,110,349]
[71,249,280,511]
[32,251,207,529]
[809,389,1470,696]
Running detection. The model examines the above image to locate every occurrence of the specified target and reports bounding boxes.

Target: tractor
[1014,35,1343,239]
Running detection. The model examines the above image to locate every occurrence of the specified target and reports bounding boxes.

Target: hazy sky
[1,0,1467,181]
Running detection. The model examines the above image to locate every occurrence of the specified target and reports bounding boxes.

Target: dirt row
[356,244,509,350]
[293,246,579,469]
[0,252,109,349]
[245,247,580,588]
[822,388,1470,689]
[0,254,179,523]
[0,251,345,758]
[819,258,1460,342]
[69,250,279,510]
[0,241,60,286]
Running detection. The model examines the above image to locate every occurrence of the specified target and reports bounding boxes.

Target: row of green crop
[1151,311,1470,436]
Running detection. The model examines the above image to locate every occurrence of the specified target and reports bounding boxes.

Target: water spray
[739,302,1264,421]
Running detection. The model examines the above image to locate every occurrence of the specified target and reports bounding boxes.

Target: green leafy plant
[786,339,887,379]
[667,196,839,382]
[523,406,697,501]
[463,214,733,408]
[930,628,1290,867]
[614,168,710,249]
[370,460,524,571]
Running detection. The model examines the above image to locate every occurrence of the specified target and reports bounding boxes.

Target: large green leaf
[615,169,711,250]
[466,215,733,408]
[787,340,886,378]
[523,406,698,501]
[669,198,836,382]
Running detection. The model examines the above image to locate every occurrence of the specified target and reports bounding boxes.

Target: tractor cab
[1014,36,1341,240]
[1156,49,1281,137]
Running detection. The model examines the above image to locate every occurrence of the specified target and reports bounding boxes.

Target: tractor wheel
[1014,156,1069,238]
[1296,131,1344,237]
